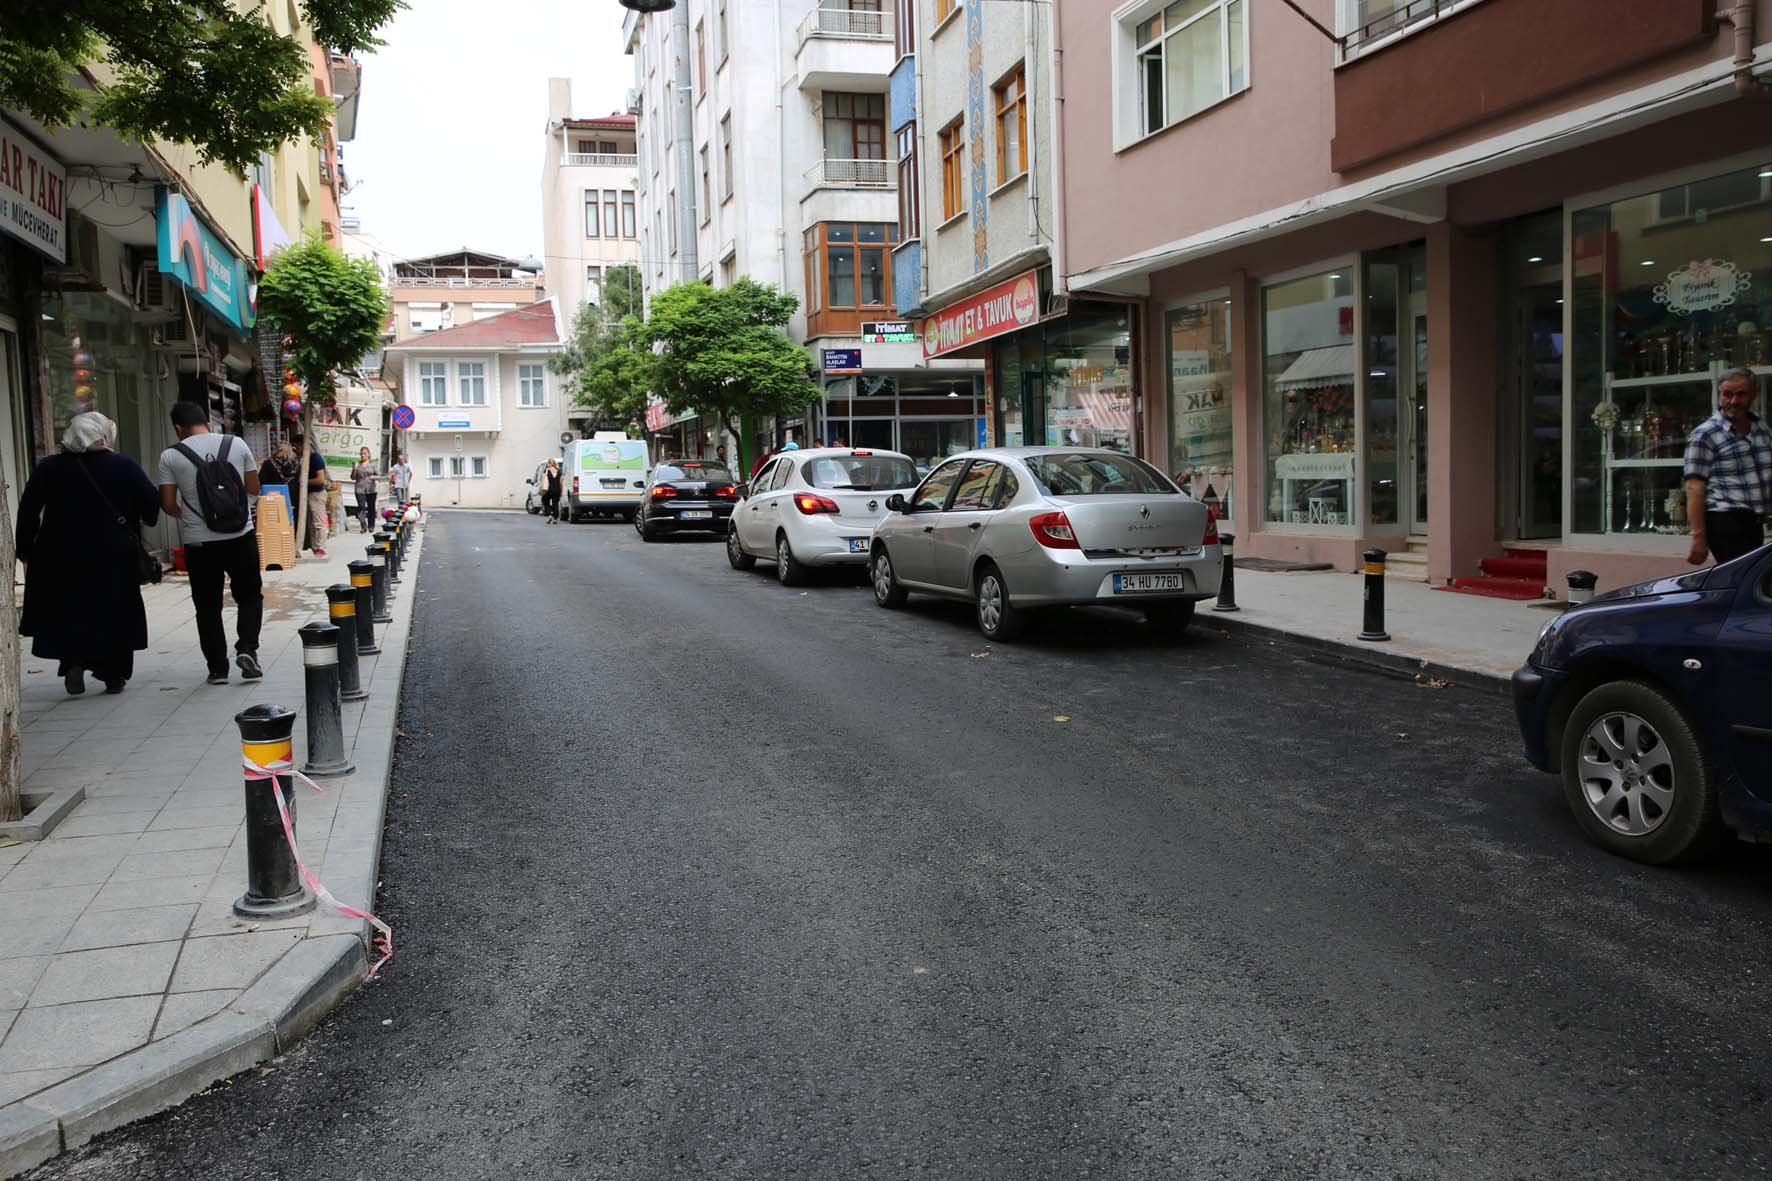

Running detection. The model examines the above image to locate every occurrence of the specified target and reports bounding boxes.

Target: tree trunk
[294,403,316,555]
[0,472,23,823]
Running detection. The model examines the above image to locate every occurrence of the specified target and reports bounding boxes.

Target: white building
[381,299,568,509]
[621,0,983,468]
[540,80,641,323]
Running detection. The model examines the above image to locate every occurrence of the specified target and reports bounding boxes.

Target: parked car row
[723,446,1223,642]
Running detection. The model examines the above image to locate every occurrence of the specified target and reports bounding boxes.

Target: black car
[634,461,739,541]
[1512,543,1772,865]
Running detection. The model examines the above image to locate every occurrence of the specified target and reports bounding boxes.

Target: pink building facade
[1055,0,1772,597]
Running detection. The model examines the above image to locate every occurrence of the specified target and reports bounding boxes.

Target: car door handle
[922,525,934,533]
[968,522,981,530]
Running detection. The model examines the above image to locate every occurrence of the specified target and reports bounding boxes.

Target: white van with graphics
[562,433,650,521]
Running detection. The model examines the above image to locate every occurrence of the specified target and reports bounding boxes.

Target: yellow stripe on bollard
[242,738,293,766]
[1362,562,1385,576]
[328,600,356,619]
[350,573,372,587]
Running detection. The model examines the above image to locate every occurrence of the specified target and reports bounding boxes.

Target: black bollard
[1213,531,1240,613]
[367,543,393,623]
[1359,547,1390,642]
[376,530,399,583]
[299,622,355,778]
[326,584,368,702]
[234,704,316,919]
[1567,569,1597,606]
[349,559,380,655]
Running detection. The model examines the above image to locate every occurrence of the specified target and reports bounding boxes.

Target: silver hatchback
[869,448,1223,641]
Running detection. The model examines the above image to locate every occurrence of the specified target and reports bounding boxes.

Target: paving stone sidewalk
[0,520,423,1176]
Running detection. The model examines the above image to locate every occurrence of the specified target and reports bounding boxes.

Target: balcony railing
[392,276,539,288]
[797,6,892,46]
[561,153,639,168]
[805,157,892,189]
[1341,0,1483,53]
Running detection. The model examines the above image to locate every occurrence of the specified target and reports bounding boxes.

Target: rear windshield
[656,462,734,483]
[803,454,920,491]
[1024,453,1177,497]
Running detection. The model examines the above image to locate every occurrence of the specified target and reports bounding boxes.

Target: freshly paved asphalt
[29,509,1772,1179]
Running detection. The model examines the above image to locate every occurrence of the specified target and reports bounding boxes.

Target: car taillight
[572,476,581,493]
[1202,505,1220,546]
[712,484,738,500]
[794,493,840,515]
[1029,511,1079,549]
[850,450,872,456]
[650,484,678,500]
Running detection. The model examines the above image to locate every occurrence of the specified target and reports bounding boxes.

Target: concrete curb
[0,528,423,1179]
[0,787,86,843]
[1204,611,1513,696]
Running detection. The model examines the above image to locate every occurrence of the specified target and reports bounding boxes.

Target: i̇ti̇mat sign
[922,269,1040,359]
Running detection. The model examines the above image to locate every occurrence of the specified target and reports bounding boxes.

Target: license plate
[1114,572,1183,594]
[600,479,626,488]
[846,538,869,553]
[679,510,713,520]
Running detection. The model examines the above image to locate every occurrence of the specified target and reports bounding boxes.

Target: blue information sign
[821,348,862,374]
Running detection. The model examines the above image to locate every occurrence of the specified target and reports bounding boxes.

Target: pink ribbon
[244,757,395,979]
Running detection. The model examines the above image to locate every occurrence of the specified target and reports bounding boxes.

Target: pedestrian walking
[257,442,300,491]
[157,401,265,685]
[388,450,411,507]
[540,458,564,523]
[293,433,329,556]
[15,412,161,695]
[351,446,379,532]
[1684,367,1772,566]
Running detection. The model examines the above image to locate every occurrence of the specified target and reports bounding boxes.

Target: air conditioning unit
[132,262,178,322]
[625,88,642,115]
[156,314,194,347]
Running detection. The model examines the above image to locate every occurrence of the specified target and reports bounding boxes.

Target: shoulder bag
[76,456,163,585]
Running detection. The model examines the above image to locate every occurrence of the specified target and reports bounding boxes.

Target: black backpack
[174,436,251,533]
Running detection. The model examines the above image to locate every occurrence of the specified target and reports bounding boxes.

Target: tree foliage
[552,264,648,428]
[0,0,403,174]
[641,278,819,437]
[257,237,389,397]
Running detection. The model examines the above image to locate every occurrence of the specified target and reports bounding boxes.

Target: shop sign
[923,270,1039,358]
[644,396,669,432]
[860,320,916,344]
[312,422,376,482]
[1654,258,1752,316]
[251,183,292,269]
[0,116,67,263]
[155,186,256,334]
[821,348,862,374]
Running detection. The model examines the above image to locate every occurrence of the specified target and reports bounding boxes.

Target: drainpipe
[671,0,700,283]
[1024,0,1038,243]
[775,0,788,290]
[1047,0,1068,298]
[913,13,932,306]
[1717,2,1772,97]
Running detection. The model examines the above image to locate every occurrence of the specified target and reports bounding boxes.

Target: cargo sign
[821,348,862,374]
[923,270,1039,358]
[860,320,916,344]
[0,117,66,263]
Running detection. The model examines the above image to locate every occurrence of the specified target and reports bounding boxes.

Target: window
[428,456,443,478]
[934,0,957,23]
[599,140,617,154]
[897,125,920,240]
[769,461,796,492]
[621,190,637,238]
[894,0,916,56]
[471,302,514,321]
[696,21,707,94]
[668,192,678,252]
[720,115,734,199]
[408,303,444,334]
[939,117,965,221]
[457,360,487,406]
[700,148,711,222]
[717,0,729,61]
[470,456,487,478]
[449,456,465,478]
[822,93,886,160]
[804,229,821,312]
[912,458,968,511]
[586,265,603,304]
[804,223,898,314]
[1167,300,1234,522]
[418,360,447,405]
[1128,0,1247,139]
[993,65,1027,184]
[603,190,619,239]
[584,190,599,238]
[519,363,547,407]
[1339,0,1471,54]
[950,460,1000,510]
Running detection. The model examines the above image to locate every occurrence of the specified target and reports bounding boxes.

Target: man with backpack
[157,402,264,684]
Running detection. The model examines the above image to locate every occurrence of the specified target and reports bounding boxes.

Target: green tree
[552,263,649,430]
[1,0,404,174]
[641,278,819,472]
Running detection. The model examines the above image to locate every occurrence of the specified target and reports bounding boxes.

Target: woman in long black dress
[16,411,161,695]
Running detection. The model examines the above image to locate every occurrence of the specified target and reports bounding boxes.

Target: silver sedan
[869,448,1223,641]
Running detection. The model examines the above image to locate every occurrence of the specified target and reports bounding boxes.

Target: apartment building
[622,0,982,468]
[540,80,642,322]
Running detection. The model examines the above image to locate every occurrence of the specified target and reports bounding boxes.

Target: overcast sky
[343,0,631,264]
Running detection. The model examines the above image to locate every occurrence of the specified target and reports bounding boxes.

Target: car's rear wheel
[727,526,756,570]
[776,533,807,586]
[1559,679,1720,865]
[1145,600,1196,641]
[635,510,657,542]
[975,563,1025,642]
[871,547,907,607]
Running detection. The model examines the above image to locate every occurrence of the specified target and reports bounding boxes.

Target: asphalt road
[32,509,1772,1179]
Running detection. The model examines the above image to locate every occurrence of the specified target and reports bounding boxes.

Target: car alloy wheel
[974,564,1023,640]
[1576,710,1677,837]
[776,535,805,586]
[872,549,905,607]
[727,527,755,570]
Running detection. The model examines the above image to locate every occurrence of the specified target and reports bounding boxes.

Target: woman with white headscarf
[16,411,160,695]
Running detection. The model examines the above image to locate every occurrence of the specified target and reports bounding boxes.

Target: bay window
[803,222,899,336]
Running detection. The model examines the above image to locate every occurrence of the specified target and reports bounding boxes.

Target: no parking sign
[392,404,416,431]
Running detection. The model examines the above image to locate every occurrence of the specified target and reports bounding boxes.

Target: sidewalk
[1204,565,1553,691]
[0,521,423,1177]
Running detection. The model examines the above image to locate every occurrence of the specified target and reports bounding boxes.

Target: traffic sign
[391,404,416,431]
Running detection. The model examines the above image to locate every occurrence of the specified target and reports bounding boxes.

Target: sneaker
[313,548,328,558]
[236,652,263,680]
[206,668,230,685]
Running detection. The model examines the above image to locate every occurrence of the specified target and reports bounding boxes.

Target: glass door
[1516,280,1564,538]
[1406,298,1429,534]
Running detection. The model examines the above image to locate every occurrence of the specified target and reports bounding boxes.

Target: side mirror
[736,482,750,498]
[885,493,907,513]
[525,478,534,485]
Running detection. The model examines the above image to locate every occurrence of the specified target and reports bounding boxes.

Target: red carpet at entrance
[1440,547,1548,600]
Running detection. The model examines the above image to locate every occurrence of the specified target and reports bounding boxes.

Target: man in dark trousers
[157,401,264,684]
[1685,367,1772,566]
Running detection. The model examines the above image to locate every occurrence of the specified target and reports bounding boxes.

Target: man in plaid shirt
[1684,367,1772,565]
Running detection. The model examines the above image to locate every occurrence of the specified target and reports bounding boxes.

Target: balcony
[561,153,639,168]
[796,7,893,92]
[805,158,892,190]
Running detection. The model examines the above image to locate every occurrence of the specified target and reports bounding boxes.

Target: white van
[562,433,651,521]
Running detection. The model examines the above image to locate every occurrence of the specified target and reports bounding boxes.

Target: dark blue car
[1512,543,1772,865]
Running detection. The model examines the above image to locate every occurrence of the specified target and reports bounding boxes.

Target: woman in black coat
[16,411,161,695]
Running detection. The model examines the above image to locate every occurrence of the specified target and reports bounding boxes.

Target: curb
[1204,611,1513,696]
[0,529,423,1180]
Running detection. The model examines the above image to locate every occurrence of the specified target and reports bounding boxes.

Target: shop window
[1570,160,1772,537]
[1046,304,1134,452]
[1361,243,1426,529]
[1120,0,1248,143]
[939,117,965,221]
[1263,270,1355,526]
[993,65,1027,186]
[1166,299,1233,521]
